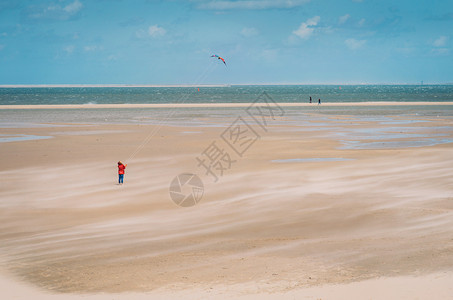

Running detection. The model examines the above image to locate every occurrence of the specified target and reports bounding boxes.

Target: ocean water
[1,85,453,105]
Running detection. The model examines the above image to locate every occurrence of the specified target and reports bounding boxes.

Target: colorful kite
[211,54,226,65]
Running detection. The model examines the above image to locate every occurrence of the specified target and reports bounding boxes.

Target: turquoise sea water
[1,85,453,105]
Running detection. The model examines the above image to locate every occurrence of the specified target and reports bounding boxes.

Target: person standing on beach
[318,98,321,105]
[309,96,312,103]
[118,161,127,184]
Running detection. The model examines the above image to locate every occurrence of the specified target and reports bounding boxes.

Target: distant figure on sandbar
[309,96,312,103]
[118,161,127,184]
[318,98,321,105]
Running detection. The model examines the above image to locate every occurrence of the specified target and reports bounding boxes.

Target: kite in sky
[211,54,226,65]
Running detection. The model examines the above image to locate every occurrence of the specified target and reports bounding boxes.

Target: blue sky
[0,0,452,84]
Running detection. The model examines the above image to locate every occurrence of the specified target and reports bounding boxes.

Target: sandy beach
[1,104,453,299]
[1,102,453,109]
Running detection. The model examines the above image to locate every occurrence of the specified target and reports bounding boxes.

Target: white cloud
[292,16,320,39]
[148,25,166,37]
[260,49,278,61]
[84,45,102,52]
[135,29,146,39]
[27,0,83,21]
[396,47,415,55]
[431,36,449,55]
[339,14,350,24]
[432,48,449,55]
[64,0,83,13]
[345,38,366,50]
[64,45,75,54]
[433,36,448,47]
[358,18,365,27]
[241,27,258,37]
[107,54,118,61]
[196,0,310,10]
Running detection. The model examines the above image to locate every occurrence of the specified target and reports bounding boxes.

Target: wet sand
[1,105,453,299]
[1,102,453,109]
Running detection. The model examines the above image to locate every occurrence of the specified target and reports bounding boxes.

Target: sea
[1,85,453,105]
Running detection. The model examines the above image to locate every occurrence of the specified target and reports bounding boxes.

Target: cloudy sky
[0,0,452,84]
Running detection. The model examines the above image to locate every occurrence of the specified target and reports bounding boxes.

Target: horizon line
[1,83,452,88]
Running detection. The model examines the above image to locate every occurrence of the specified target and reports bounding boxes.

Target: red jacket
[118,164,126,174]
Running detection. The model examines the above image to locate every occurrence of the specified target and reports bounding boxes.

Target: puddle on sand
[0,122,79,129]
[339,138,453,150]
[334,124,453,149]
[51,130,130,136]
[0,134,53,143]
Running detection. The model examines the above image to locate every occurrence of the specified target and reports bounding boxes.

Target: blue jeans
[118,174,124,184]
